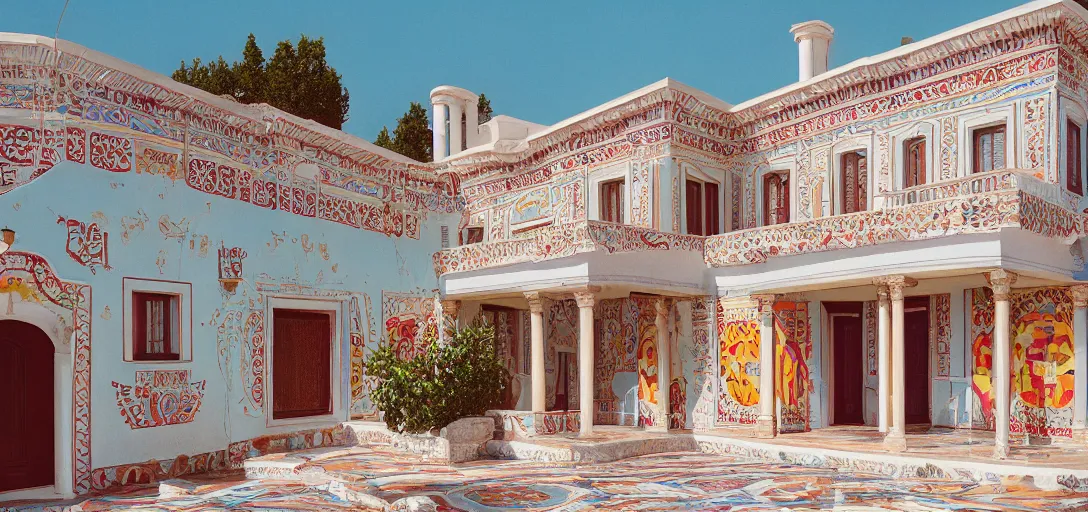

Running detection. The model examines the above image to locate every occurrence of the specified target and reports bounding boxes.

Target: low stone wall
[487,410,581,439]
[369,417,493,463]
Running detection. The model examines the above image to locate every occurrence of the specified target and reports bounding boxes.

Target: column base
[755,416,777,439]
[993,442,1010,459]
[883,432,906,452]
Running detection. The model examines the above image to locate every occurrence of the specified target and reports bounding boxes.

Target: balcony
[433,221,705,277]
[704,169,1085,268]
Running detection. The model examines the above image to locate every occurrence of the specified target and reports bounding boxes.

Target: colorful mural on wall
[718,300,760,425]
[112,370,206,429]
[774,301,811,433]
[381,292,438,361]
[634,296,661,426]
[969,287,1075,438]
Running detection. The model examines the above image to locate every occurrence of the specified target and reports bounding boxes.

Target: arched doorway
[0,320,54,492]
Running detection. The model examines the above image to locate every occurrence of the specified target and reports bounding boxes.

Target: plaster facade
[4,0,1088,498]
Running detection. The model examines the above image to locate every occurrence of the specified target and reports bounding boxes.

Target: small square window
[464,227,484,244]
[124,278,192,362]
[133,292,180,361]
[600,178,624,223]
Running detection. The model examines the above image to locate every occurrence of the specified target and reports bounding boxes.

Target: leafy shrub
[367,322,509,434]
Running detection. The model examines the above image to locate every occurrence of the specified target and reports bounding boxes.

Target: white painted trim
[958,105,1016,176]
[122,278,193,362]
[889,121,937,189]
[265,296,346,429]
[588,163,629,223]
[1059,94,1087,197]
[830,134,873,214]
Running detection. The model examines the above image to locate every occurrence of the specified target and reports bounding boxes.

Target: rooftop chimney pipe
[789,21,834,82]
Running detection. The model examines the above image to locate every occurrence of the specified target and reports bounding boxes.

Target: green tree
[477,93,493,124]
[171,34,349,130]
[367,322,508,434]
[390,102,433,162]
[374,126,394,151]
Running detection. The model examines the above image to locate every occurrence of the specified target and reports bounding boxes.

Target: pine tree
[374,126,394,150]
[477,93,493,124]
[391,102,433,162]
[172,34,349,129]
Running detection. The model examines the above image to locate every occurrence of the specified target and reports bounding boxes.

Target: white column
[448,101,464,155]
[526,292,546,413]
[876,285,891,433]
[988,270,1017,459]
[55,353,74,497]
[880,276,915,452]
[653,298,672,430]
[438,299,460,347]
[754,294,777,438]
[432,102,448,161]
[1073,285,1088,433]
[575,290,596,437]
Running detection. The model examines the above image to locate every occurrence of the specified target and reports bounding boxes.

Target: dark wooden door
[904,297,931,425]
[828,303,864,425]
[553,352,569,411]
[272,309,332,420]
[0,320,54,492]
[685,180,703,235]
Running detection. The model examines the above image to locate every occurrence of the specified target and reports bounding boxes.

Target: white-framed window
[1061,97,1087,197]
[266,296,344,428]
[680,162,722,235]
[889,122,935,189]
[959,107,1014,176]
[759,168,791,226]
[588,163,629,224]
[123,278,192,362]
[830,137,871,214]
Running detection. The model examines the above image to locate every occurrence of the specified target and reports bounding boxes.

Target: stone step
[485,434,699,464]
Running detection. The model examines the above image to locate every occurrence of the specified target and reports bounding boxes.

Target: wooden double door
[828,299,930,426]
[0,320,54,492]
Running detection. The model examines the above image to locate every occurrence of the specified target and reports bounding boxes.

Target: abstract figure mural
[635,297,660,427]
[774,301,811,433]
[718,301,760,425]
[58,215,110,273]
[970,287,1075,438]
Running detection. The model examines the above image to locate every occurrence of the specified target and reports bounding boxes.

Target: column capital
[573,290,596,308]
[1072,284,1088,308]
[654,297,674,317]
[985,269,1018,301]
[874,276,917,301]
[752,294,777,315]
[876,284,891,307]
[439,299,461,317]
[525,292,545,314]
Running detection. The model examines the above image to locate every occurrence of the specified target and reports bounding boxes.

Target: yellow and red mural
[716,300,810,432]
[969,287,1075,438]
[381,292,438,361]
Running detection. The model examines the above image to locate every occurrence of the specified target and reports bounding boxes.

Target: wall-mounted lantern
[0,227,14,255]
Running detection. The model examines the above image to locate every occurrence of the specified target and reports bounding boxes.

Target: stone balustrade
[433,177,1087,276]
[432,220,705,276]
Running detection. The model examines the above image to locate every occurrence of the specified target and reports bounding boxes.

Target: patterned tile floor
[704,425,1088,469]
[7,446,1088,511]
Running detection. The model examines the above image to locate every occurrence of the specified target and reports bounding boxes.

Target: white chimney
[430,85,481,161]
[790,21,834,82]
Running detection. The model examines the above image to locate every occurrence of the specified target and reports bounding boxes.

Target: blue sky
[8,0,1025,142]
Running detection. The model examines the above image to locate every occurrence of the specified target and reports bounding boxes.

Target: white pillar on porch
[988,269,1016,459]
[876,285,891,433]
[1073,285,1088,433]
[879,275,915,452]
[653,298,672,430]
[438,299,460,347]
[754,294,777,438]
[526,292,546,413]
[574,289,596,436]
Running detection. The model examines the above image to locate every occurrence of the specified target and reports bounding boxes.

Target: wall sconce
[0,227,14,255]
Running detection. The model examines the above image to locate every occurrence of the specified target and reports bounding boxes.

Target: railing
[877,169,1080,211]
[704,186,1085,267]
[434,172,1087,275]
[433,220,705,276]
